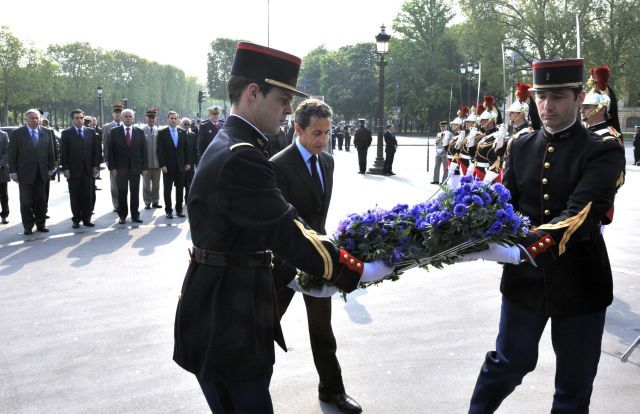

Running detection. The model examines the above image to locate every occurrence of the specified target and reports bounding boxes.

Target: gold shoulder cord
[536,202,592,255]
[293,219,332,279]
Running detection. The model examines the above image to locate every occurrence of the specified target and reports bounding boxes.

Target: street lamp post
[96,84,103,126]
[368,24,391,175]
[459,61,480,104]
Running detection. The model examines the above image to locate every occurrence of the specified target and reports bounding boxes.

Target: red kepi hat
[231,42,309,98]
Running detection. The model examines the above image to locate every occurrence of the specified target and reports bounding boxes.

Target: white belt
[447,155,454,159]
[460,154,471,160]
[474,162,489,168]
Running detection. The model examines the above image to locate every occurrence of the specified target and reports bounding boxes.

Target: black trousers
[115,169,141,219]
[384,150,395,173]
[276,287,345,394]
[634,147,640,165]
[67,174,93,224]
[162,170,184,214]
[344,136,351,151]
[0,181,8,218]
[18,176,47,230]
[197,367,273,414]
[184,169,194,201]
[357,148,368,173]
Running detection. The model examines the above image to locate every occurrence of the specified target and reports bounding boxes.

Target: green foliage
[207,38,239,108]
[0,26,205,127]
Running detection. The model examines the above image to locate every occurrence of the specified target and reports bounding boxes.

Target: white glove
[493,124,507,151]
[455,130,466,149]
[466,128,478,148]
[483,170,499,183]
[360,261,395,283]
[447,161,459,179]
[458,243,522,264]
[287,277,338,297]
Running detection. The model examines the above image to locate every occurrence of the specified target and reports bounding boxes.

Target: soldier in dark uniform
[353,119,372,174]
[173,42,392,413]
[473,108,505,182]
[634,126,640,165]
[462,58,626,413]
[335,123,345,150]
[197,106,221,160]
[459,107,478,176]
[383,124,397,175]
[343,124,351,151]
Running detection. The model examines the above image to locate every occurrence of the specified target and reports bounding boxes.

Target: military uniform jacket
[196,119,221,159]
[353,126,372,149]
[474,127,500,172]
[501,120,625,317]
[173,115,363,381]
[143,125,159,169]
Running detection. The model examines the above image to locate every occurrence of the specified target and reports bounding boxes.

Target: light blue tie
[31,129,39,145]
[171,129,178,147]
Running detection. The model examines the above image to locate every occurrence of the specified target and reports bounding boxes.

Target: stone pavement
[0,136,638,413]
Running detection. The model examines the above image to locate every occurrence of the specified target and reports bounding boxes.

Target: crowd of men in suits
[1,103,224,235]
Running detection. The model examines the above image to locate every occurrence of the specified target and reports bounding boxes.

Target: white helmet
[450,117,464,126]
[582,90,611,109]
[506,100,529,114]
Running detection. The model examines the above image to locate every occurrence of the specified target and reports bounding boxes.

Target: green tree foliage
[207,38,239,109]
[0,26,205,127]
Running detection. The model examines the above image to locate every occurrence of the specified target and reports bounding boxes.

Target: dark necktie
[310,155,323,195]
[77,128,83,138]
[125,128,131,146]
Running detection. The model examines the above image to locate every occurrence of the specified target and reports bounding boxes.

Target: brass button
[545,238,552,244]
[349,259,355,265]
[544,194,550,200]
[356,263,362,269]
[544,162,551,168]
[542,178,548,185]
[538,242,544,248]
[548,146,555,153]
[343,254,348,260]
[544,209,551,216]
[531,247,537,252]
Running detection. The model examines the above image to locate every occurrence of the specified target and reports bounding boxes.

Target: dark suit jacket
[197,119,220,159]
[269,144,334,286]
[8,125,56,183]
[60,126,100,178]
[157,127,190,173]
[0,130,9,183]
[269,144,333,234]
[106,125,148,174]
[354,126,372,149]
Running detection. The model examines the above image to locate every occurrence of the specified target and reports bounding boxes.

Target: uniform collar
[514,122,528,132]
[542,119,582,142]
[587,122,607,132]
[225,114,269,149]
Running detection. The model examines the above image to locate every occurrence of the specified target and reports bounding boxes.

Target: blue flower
[453,204,467,216]
[471,195,484,206]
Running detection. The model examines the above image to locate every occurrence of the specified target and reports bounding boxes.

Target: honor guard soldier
[432,120,451,184]
[197,106,222,160]
[580,65,624,225]
[459,106,478,175]
[446,106,467,188]
[461,58,626,414]
[474,103,506,183]
[173,42,392,413]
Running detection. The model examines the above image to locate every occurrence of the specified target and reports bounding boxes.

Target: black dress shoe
[45,214,50,219]
[36,226,49,233]
[83,222,95,227]
[131,217,143,223]
[144,205,151,210]
[176,212,185,218]
[166,213,174,219]
[72,222,80,229]
[118,218,126,224]
[1,218,8,224]
[430,181,439,184]
[152,203,162,209]
[24,228,33,235]
[319,392,362,414]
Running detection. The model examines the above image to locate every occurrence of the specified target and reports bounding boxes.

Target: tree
[0,26,25,125]
[207,38,239,110]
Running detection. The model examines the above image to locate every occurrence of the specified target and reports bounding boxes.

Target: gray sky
[1,0,411,83]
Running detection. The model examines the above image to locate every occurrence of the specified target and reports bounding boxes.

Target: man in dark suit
[60,109,100,228]
[181,117,197,200]
[107,108,148,224]
[0,129,9,224]
[383,124,398,175]
[197,106,221,159]
[353,119,372,174]
[157,111,191,218]
[8,109,56,234]
[270,99,362,414]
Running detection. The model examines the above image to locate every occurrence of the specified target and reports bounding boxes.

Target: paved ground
[0,136,638,413]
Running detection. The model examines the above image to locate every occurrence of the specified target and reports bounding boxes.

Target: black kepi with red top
[231,42,309,97]
[529,58,584,91]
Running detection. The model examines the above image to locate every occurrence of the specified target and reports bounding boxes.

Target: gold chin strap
[586,104,605,124]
